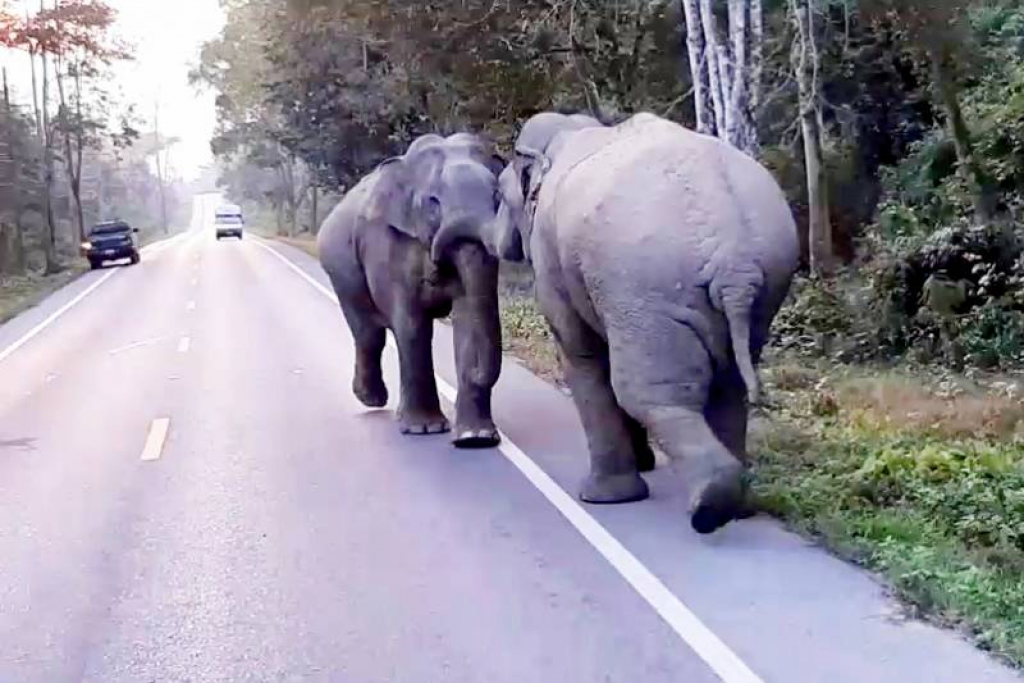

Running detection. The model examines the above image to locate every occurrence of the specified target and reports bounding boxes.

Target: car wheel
[89,259,101,270]
[130,252,140,265]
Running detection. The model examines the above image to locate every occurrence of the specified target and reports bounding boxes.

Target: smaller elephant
[317,133,506,448]
[485,112,800,533]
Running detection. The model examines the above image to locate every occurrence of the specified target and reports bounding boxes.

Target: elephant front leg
[393,315,450,435]
[449,244,502,449]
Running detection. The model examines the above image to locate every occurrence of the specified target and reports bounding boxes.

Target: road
[0,215,1019,682]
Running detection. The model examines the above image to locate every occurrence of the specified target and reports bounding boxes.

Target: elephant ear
[365,148,445,242]
[513,145,551,208]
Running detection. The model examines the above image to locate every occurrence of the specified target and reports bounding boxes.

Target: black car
[82,221,141,270]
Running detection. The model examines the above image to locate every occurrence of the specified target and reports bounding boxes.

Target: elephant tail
[716,279,761,406]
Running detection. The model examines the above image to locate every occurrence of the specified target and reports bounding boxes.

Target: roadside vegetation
[0,265,86,325]
[198,0,1024,664]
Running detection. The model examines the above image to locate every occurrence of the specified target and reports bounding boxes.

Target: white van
[214,204,244,240]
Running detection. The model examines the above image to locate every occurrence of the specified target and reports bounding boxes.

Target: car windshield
[216,215,242,224]
[90,223,131,235]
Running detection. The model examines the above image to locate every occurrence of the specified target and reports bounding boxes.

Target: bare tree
[681,0,714,135]
[791,0,833,274]
[682,0,762,155]
[153,100,169,233]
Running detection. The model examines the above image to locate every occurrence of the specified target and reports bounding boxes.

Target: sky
[1,0,226,181]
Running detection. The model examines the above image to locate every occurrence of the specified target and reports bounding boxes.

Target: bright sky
[1,0,225,181]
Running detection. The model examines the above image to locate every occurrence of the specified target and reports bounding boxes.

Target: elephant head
[367,134,505,263]
[488,112,604,263]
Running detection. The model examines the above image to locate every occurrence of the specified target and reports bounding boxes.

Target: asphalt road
[0,225,1019,683]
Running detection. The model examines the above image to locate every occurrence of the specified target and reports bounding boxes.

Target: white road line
[140,418,171,461]
[252,238,763,683]
[0,269,119,366]
[177,336,191,353]
[109,337,164,356]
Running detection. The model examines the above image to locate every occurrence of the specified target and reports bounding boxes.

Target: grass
[0,264,89,326]
[752,361,1024,666]
[275,234,319,259]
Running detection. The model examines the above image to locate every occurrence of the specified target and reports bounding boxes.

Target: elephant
[486,112,800,533]
[317,133,507,448]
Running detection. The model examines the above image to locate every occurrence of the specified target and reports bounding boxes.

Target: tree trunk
[698,0,729,136]
[750,0,763,110]
[791,0,833,275]
[1,68,25,276]
[39,17,59,275]
[727,0,758,155]
[928,48,995,223]
[310,184,319,235]
[681,0,715,135]
[153,101,169,234]
[28,44,42,138]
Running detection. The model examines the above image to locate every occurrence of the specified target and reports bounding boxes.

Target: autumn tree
[32,0,133,243]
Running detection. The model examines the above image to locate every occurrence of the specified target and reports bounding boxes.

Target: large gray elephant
[486,112,800,533]
[317,133,506,448]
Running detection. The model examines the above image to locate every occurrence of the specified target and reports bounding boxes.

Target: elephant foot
[579,471,649,505]
[689,463,745,535]
[353,373,388,408]
[635,443,657,473]
[398,409,450,436]
[452,423,501,449]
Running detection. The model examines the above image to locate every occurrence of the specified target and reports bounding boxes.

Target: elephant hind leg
[607,319,744,534]
[537,282,648,503]
[626,415,657,473]
[705,363,749,462]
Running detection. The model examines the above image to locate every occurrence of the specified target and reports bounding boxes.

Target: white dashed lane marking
[140,418,171,462]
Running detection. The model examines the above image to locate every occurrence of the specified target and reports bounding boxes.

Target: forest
[0,0,191,318]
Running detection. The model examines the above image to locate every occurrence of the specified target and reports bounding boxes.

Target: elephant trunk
[430,216,486,263]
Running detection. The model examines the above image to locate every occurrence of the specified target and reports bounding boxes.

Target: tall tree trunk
[53,7,84,245]
[1,67,26,276]
[275,198,284,236]
[153,102,169,234]
[39,14,59,274]
[698,0,729,136]
[727,0,758,155]
[28,43,42,138]
[681,0,715,135]
[928,48,995,223]
[791,0,833,274]
[310,184,319,235]
[750,0,763,110]
[72,69,85,240]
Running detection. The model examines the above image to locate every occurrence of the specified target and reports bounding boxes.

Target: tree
[863,0,997,222]
[32,0,132,243]
[790,0,834,274]
[681,0,763,154]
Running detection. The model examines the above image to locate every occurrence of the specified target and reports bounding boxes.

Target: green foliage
[753,368,1024,664]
